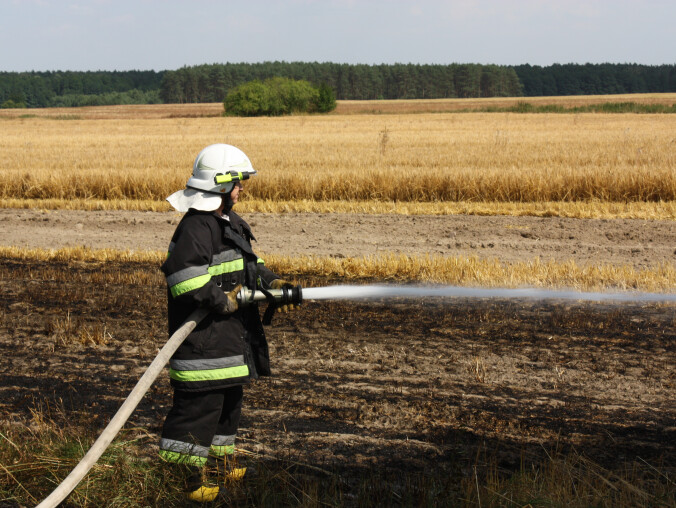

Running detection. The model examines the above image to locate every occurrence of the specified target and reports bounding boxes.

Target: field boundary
[2,199,675,220]
[2,246,674,292]
[3,94,676,119]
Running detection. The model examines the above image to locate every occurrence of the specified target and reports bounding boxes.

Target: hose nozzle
[236,285,303,308]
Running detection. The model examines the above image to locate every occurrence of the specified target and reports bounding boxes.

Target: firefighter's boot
[209,452,247,484]
[225,453,247,481]
[181,465,221,503]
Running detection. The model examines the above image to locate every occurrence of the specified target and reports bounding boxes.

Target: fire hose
[35,283,674,507]
[35,306,210,508]
[36,286,301,508]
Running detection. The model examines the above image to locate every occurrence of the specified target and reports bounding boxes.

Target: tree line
[0,70,161,108]
[514,63,676,96]
[2,63,676,108]
[160,62,523,102]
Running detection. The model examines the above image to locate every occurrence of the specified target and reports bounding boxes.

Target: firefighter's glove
[219,284,242,315]
[270,279,298,313]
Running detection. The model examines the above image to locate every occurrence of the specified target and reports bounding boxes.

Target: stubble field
[0,98,675,506]
[1,98,675,208]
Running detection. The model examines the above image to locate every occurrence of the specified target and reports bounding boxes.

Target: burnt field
[0,259,675,504]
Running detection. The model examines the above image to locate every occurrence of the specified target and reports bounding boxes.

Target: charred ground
[0,258,674,492]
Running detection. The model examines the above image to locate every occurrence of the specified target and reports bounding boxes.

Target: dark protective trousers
[160,386,243,466]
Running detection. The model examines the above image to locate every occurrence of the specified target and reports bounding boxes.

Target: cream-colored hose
[36,307,211,508]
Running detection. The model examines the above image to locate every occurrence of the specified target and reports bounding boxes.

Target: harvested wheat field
[1,103,676,207]
[0,99,675,506]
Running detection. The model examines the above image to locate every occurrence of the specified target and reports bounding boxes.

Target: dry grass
[0,198,171,212]
[46,312,112,347]
[1,112,675,206]
[4,416,670,507]
[1,100,675,218]
[0,414,185,507]
[0,114,676,206]
[267,253,676,292]
[1,246,674,292]
[0,102,223,120]
[462,450,675,508]
[336,93,676,114]
[2,198,675,220]
[0,246,162,264]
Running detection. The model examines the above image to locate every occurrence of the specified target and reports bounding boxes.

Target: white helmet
[167,144,257,212]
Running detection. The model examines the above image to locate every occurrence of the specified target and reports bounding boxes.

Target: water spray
[236,283,676,306]
[36,282,674,507]
[299,284,676,303]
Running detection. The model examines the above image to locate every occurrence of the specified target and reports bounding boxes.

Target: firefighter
[159,144,295,502]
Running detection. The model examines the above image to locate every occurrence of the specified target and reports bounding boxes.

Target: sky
[1,0,674,72]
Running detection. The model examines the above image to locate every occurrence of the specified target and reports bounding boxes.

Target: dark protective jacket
[161,209,279,392]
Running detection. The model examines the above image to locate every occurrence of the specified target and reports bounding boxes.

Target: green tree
[314,83,337,113]
[223,80,272,116]
[1,99,26,108]
[266,77,318,114]
[223,77,326,116]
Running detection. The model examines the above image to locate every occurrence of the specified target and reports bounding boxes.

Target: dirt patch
[0,260,674,480]
[1,208,675,270]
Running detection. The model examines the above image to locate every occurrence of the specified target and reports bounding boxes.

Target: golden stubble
[1,198,674,219]
[1,112,675,205]
[1,246,674,292]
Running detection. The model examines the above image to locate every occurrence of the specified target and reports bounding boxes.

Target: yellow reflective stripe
[169,365,249,382]
[169,259,243,298]
[170,273,211,298]
[210,445,235,457]
[158,450,208,467]
[208,258,244,276]
[257,258,265,265]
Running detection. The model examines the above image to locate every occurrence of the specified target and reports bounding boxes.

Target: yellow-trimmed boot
[186,484,220,503]
[182,465,222,504]
[224,452,248,482]
[208,452,247,484]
